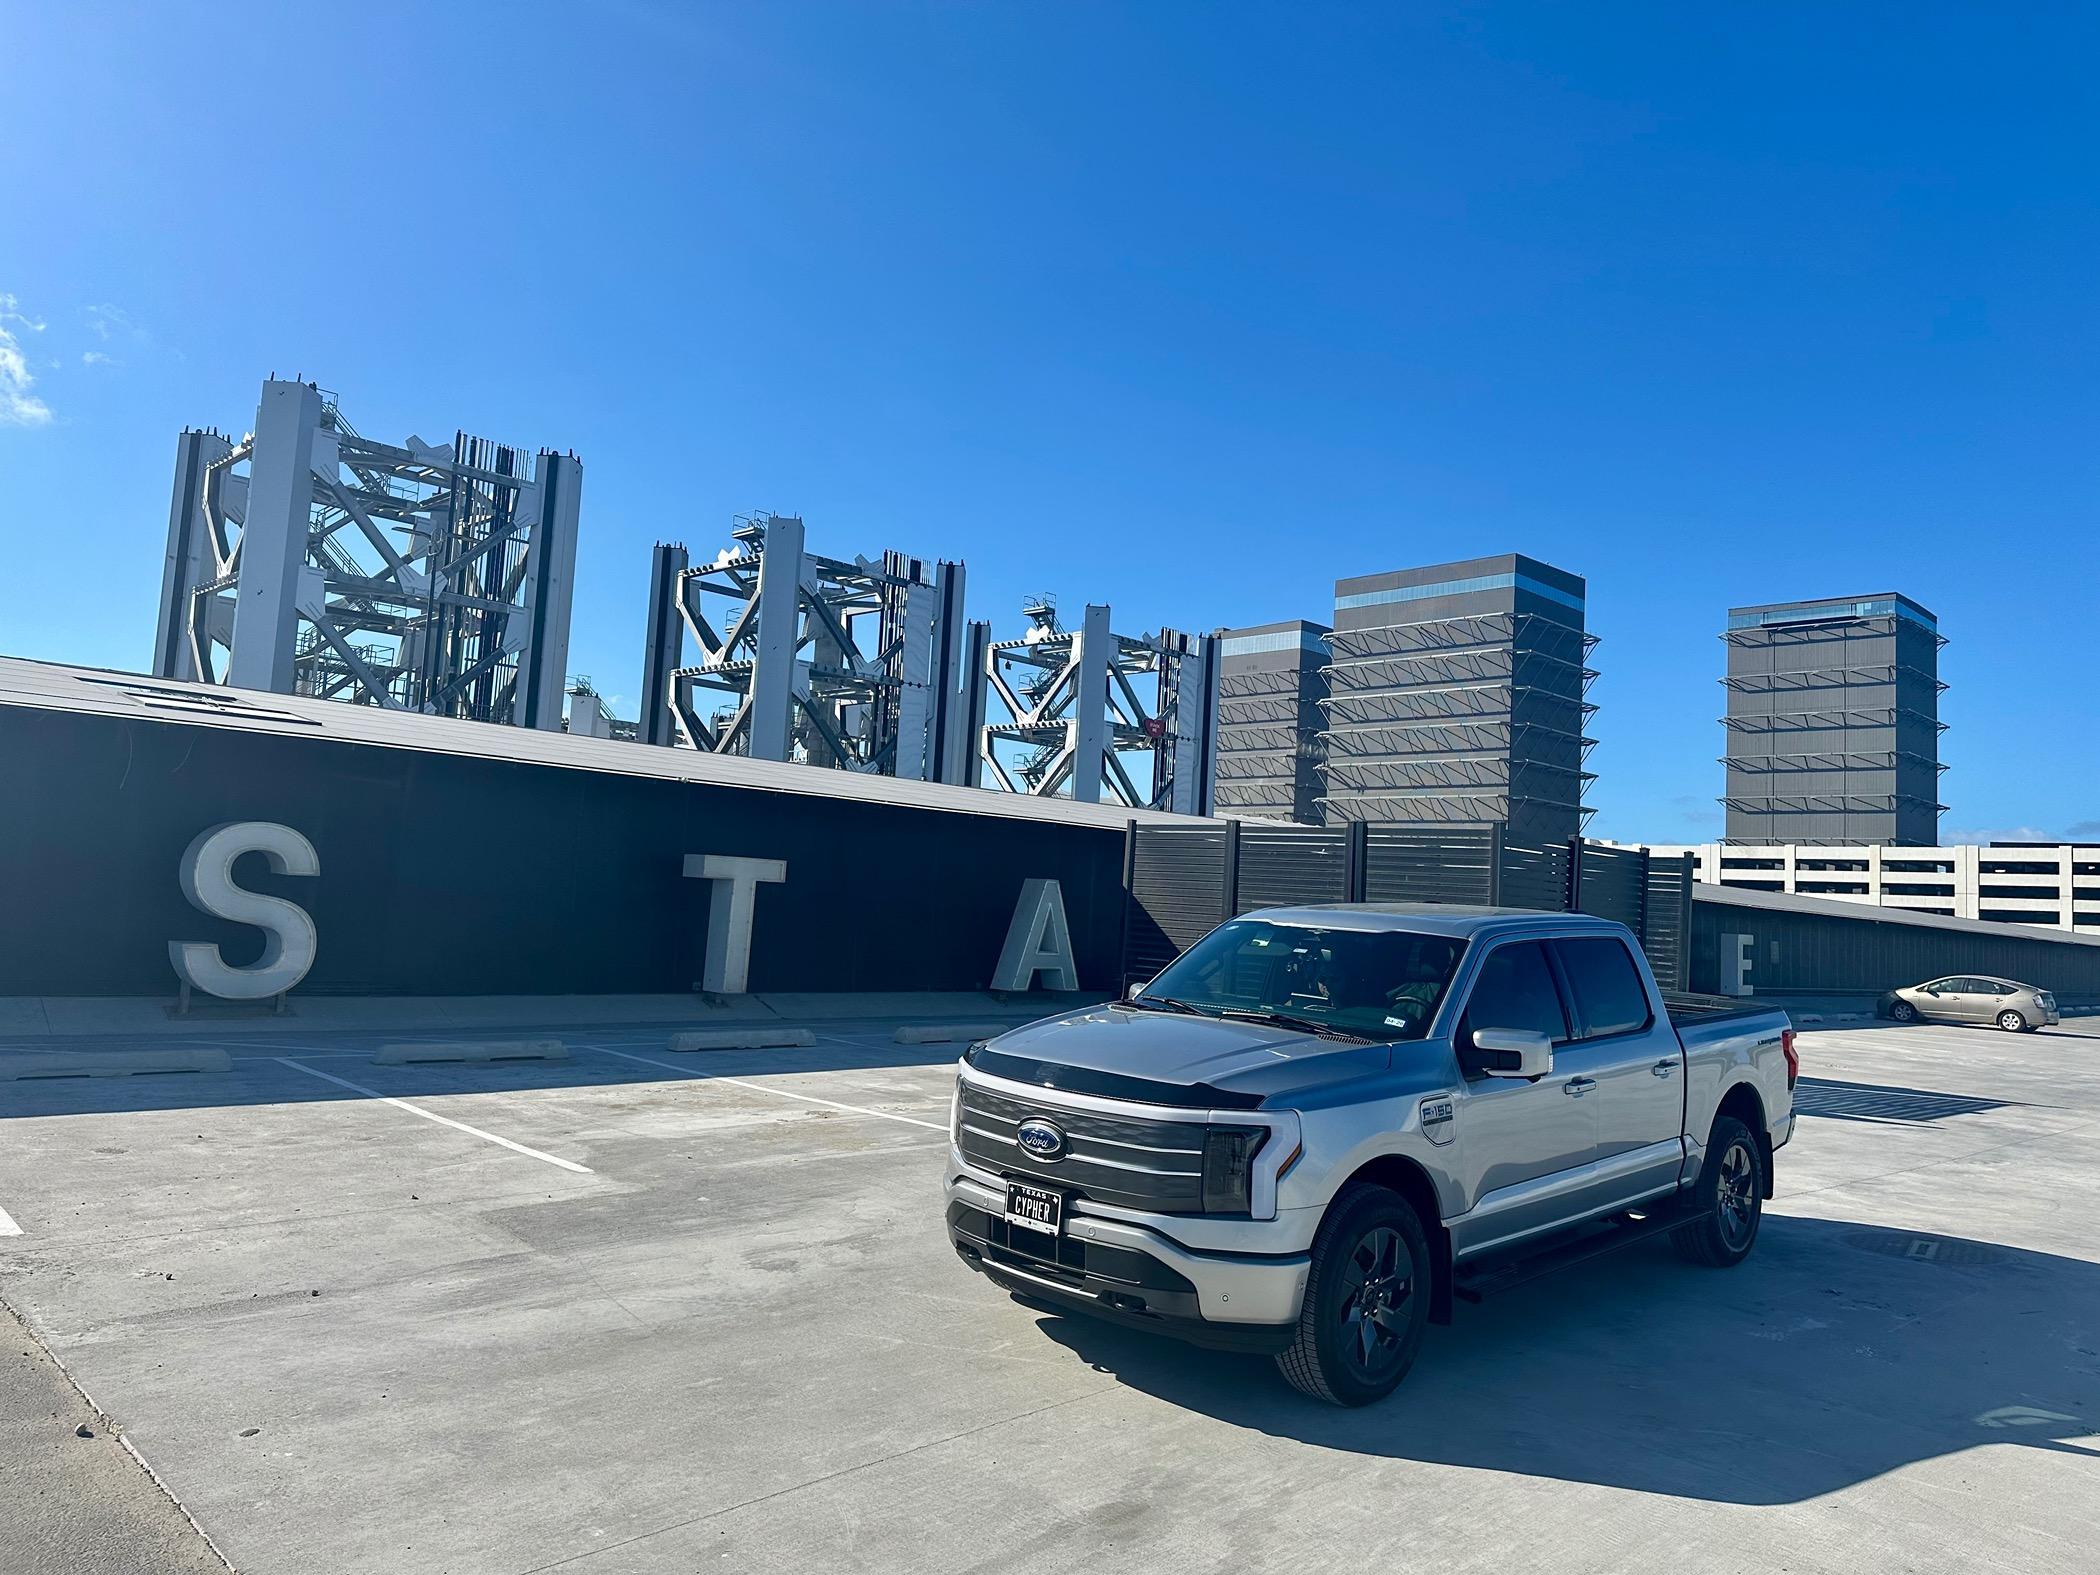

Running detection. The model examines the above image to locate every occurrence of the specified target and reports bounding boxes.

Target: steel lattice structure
[637,514,975,782]
[978,599,1219,814]
[154,379,581,728]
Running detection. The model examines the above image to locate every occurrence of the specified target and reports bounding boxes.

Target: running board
[1452,1205,1693,1302]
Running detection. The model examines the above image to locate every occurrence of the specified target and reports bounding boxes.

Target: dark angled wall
[0,707,1132,997]
[1690,893,2100,997]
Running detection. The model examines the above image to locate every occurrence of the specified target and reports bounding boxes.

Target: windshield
[1137,918,1466,1042]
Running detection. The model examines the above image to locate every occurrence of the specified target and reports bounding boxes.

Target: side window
[1553,937,1654,1039]
[1457,941,1569,1050]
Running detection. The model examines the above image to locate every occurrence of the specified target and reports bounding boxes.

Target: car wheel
[1888,999,1917,1023]
[1276,1183,1431,1407]
[1997,1009,2028,1032]
[1671,1116,1764,1268]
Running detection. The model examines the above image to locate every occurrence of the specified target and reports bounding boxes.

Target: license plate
[1005,1180,1063,1237]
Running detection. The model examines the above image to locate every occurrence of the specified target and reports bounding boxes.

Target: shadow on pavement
[1792,1076,2031,1124]
[1024,1216,2100,1505]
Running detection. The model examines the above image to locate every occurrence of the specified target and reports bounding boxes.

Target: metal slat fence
[1122,821,1691,991]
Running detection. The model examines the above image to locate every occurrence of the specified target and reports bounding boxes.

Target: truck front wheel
[1276,1184,1431,1406]
[1671,1115,1764,1267]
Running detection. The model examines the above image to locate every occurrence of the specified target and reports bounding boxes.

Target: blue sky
[3,2,2094,843]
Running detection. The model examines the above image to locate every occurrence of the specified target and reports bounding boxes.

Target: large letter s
[168,822,320,1000]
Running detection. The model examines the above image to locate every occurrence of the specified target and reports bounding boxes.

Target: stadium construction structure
[637,515,976,783]
[637,518,1219,814]
[976,597,1219,816]
[154,377,582,730]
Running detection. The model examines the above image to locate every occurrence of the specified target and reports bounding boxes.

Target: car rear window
[1553,936,1652,1039]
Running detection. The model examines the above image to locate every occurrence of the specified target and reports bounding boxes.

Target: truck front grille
[957,1081,1210,1214]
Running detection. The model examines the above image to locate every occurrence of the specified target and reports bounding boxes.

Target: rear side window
[1457,941,1569,1047]
[1554,937,1653,1039]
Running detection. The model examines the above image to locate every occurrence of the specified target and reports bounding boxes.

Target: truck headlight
[1201,1126,1269,1214]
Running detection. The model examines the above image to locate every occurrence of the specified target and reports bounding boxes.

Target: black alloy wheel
[1714,1138,1759,1254]
[1277,1184,1432,1406]
[1672,1114,1765,1267]
[1337,1225,1415,1382]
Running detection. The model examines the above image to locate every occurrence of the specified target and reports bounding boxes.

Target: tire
[1671,1116,1764,1268]
[1997,1009,2028,1033]
[1276,1184,1431,1406]
[1888,1000,1917,1024]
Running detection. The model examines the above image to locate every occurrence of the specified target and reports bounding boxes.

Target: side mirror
[1470,1027,1553,1080]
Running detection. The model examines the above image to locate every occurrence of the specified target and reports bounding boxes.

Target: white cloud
[81,350,112,366]
[0,293,53,426]
[85,302,142,343]
[0,293,47,333]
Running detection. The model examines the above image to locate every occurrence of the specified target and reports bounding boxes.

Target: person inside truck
[1385,938,1459,1024]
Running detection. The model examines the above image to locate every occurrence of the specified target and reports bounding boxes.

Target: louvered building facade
[1212,620,1329,823]
[1721,594,1946,845]
[1319,555,1595,844]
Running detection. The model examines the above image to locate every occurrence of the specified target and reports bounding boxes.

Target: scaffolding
[978,598,1219,814]
[153,379,581,728]
[637,514,974,782]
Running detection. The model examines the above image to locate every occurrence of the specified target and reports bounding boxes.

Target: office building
[1212,620,1329,823]
[1319,554,1594,844]
[1721,594,1946,845]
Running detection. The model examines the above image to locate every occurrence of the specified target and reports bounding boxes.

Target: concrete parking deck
[2,1007,2096,1573]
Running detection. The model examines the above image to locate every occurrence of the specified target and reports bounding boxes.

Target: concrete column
[747,516,804,761]
[1166,633,1220,817]
[639,542,689,747]
[1069,604,1113,803]
[226,380,323,694]
[941,617,992,789]
[888,574,938,781]
[925,561,973,785]
[519,451,583,731]
[1953,844,1981,920]
[154,429,234,681]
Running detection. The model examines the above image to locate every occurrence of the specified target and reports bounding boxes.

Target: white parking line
[0,1201,22,1237]
[592,1047,948,1132]
[274,1058,594,1174]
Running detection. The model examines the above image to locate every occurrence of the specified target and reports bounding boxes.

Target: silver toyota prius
[1878,975,2059,1031]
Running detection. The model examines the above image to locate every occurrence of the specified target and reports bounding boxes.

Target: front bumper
[945,1173,1307,1354]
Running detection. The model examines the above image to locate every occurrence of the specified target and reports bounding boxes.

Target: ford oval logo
[1016,1118,1066,1162]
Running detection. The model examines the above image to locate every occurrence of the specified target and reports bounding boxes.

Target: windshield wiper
[1127,994,1218,1017]
[1216,1008,1373,1043]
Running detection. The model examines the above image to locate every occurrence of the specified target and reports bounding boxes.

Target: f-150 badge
[1420,1096,1456,1145]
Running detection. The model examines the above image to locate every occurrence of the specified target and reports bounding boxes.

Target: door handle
[1652,1059,1678,1078]
[1563,1077,1597,1096]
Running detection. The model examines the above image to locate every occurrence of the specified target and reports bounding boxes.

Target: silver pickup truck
[946,905,1796,1406]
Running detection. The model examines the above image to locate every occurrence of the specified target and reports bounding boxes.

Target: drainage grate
[1845,1230,2007,1267]
[1795,1079,2016,1125]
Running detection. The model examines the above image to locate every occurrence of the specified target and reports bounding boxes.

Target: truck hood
[969,1005,1392,1107]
